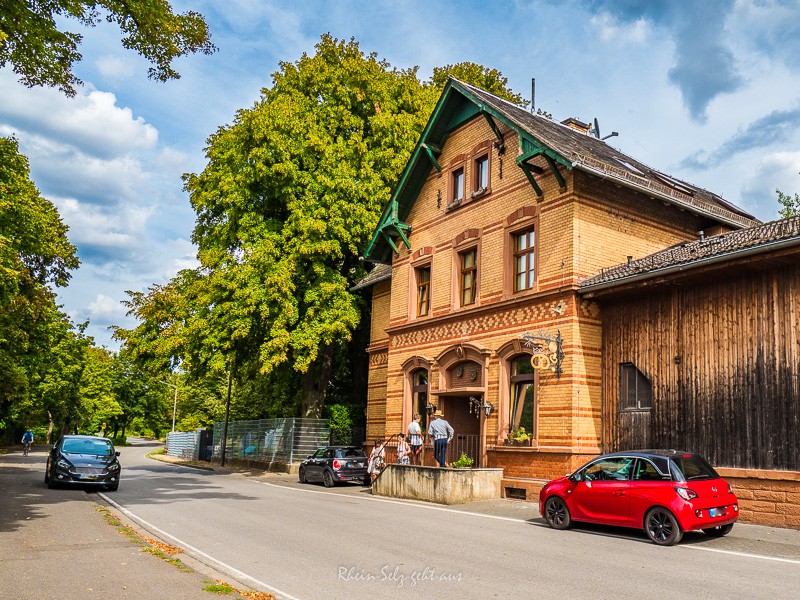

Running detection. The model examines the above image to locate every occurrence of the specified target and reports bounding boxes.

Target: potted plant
[506,427,532,447]
[452,453,474,468]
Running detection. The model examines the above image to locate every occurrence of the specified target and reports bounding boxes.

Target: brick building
[356,79,799,525]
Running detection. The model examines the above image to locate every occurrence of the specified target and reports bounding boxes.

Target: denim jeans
[434,438,448,467]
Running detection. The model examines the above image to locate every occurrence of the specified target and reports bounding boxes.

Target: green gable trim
[363,78,571,262]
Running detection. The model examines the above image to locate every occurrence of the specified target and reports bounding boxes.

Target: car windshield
[334,448,366,458]
[62,438,114,456]
[670,454,719,481]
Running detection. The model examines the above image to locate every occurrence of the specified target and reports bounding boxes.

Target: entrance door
[440,396,481,466]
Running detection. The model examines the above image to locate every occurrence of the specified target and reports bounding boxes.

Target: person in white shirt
[407,414,423,465]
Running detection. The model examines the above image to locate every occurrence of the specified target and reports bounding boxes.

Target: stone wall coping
[488,446,601,454]
[717,467,800,482]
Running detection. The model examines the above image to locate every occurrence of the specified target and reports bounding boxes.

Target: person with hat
[427,410,453,467]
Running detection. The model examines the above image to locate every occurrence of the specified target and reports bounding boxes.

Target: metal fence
[166,430,200,460]
[211,418,331,465]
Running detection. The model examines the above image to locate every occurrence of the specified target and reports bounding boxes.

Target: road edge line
[98,492,303,600]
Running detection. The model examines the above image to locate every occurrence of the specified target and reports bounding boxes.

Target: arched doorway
[432,344,491,466]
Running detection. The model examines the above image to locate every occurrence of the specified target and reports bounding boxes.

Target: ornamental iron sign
[521,330,565,379]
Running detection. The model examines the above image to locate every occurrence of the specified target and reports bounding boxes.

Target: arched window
[509,356,535,436]
[412,369,430,432]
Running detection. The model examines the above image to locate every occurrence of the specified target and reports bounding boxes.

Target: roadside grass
[95,506,190,571]
[146,447,166,457]
[203,580,276,599]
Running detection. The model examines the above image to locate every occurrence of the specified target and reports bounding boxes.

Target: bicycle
[22,441,31,456]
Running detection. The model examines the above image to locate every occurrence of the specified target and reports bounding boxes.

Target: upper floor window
[513,229,535,292]
[474,155,489,193]
[620,363,652,410]
[459,248,477,306]
[416,266,431,317]
[452,167,464,203]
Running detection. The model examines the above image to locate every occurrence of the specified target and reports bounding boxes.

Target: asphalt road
[93,440,800,600]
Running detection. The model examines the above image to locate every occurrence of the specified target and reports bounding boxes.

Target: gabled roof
[362,78,759,264]
[579,215,800,294]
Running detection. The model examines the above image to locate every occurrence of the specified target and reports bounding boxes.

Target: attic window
[651,172,695,196]
[612,157,645,177]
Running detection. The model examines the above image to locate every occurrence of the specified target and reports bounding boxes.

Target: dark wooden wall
[600,262,800,471]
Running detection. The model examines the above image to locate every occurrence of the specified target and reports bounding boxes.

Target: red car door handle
[613,490,626,496]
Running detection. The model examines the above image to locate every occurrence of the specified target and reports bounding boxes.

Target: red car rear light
[332,459,342,470]
[674,487,698,501]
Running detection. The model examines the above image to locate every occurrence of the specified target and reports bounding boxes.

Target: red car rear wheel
[645,507,683,546]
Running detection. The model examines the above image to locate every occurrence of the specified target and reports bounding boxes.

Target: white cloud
[0,71,157,158]
[96,55,137,80]
[590,13,650,44]
[88,294,128,321]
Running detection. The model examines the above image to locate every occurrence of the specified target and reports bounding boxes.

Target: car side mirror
[116,451,121,457]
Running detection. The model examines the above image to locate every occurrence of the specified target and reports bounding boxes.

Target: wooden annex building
[356,78,800,528]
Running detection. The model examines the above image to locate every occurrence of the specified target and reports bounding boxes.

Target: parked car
[45,435,121,491]
[299,446,368,487]
[539,450,738,545]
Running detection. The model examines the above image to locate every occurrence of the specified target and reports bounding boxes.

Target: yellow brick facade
[366,114,706,480]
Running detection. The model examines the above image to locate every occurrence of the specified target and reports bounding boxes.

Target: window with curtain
[460,248,477,306]
[510,356,536,436]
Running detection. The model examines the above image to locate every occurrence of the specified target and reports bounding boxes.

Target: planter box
[373,464,503,504]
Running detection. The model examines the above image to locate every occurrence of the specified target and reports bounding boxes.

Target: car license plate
[709,507,727,518]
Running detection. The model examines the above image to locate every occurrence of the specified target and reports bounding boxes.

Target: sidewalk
[0,448,260,600]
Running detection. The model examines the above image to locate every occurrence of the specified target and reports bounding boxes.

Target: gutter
[572,161,757,230]
[579,236,800,296]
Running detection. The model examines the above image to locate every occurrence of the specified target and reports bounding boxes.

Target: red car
[539,450,738,545]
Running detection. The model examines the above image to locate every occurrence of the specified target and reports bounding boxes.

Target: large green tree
[0,137,80,423]
[0,0,215,96]
[117,35,524,420]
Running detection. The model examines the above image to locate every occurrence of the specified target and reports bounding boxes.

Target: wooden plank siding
[601,262,800,471]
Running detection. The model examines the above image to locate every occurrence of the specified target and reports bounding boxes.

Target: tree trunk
[301,343,335,418]
[46,412,54,445]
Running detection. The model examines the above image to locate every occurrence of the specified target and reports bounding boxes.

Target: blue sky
[1,0,799,349]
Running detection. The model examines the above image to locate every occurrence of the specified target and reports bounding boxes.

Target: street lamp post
[159,380,178,432]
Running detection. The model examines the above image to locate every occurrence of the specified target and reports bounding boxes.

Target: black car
[299,446,368,487]
[45,435,121,491]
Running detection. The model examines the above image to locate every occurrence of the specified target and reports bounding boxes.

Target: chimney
[698,230,705,242]
[627,256,633,268]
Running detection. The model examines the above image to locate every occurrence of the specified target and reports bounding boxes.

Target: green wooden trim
[544,155,566,188]
[422,143,441,173]
[518,159,543,197]
[481,111,504,143]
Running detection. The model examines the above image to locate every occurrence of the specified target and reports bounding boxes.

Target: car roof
[60,435,113,442]
[599,449,694,460]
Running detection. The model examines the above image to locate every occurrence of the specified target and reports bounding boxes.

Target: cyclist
[21,429,34,456]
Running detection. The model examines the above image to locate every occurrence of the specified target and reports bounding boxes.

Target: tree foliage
[0,136,80,424]
[777,188,800,218]
[117,35,523,420]
[431,62,528,107]
[0,0,215,96]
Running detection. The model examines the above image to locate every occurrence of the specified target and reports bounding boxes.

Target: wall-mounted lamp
[469,396,494,419]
